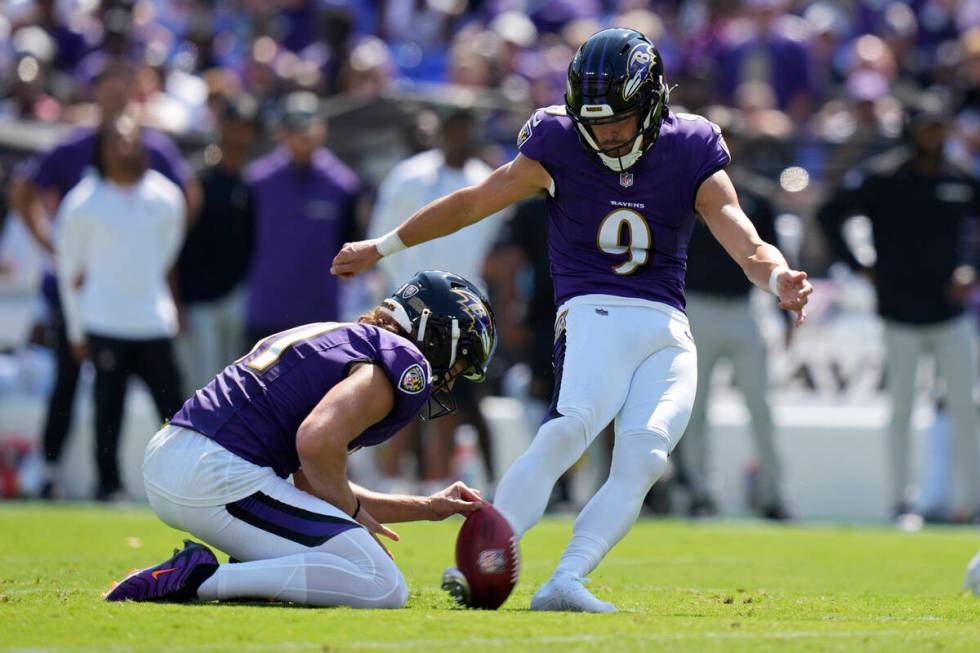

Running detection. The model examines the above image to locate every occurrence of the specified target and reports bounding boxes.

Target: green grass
[1,504,979,652]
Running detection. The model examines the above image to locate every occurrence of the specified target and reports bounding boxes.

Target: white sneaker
[964,550,980,595]
[530,575,616,613]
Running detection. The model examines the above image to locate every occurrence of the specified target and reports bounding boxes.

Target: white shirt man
[370,149,507,291]
[56,156,186,501]
[56,170,185,345]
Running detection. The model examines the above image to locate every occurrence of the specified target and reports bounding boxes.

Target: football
[443,504,520,609]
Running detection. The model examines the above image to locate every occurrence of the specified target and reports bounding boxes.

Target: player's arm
[54,202,87,361]
[295,363,399,541]
[696,169,813,326]
[8,176,55,255]
[330,154,551,278]
[347,481,484,524]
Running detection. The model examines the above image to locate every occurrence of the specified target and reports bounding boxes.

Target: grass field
[1,504,979,652]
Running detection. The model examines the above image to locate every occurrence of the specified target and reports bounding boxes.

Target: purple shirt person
[171,322,432,478]
[244,92,359,342]
[332,28,813,613]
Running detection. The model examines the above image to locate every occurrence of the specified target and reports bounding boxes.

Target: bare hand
[330,240,382,279]
[355,505,399,559]
[426,481,485,521]
[774,269,813,328]
[70,342,88,363]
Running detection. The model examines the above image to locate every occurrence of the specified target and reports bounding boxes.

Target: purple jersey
[170,322,431,478]
[517,107,731,310]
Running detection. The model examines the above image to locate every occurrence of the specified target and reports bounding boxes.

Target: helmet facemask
[565,30,669,172]
[380,281,496,421]
[570,91,667,172]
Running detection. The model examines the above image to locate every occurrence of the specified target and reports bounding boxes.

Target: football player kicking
[332,28,813,612]
[104,271,496,608]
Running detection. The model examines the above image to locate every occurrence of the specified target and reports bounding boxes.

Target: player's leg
[676,294,725,512]
[882,321,923,515]
[533,339,696,612]
[930,316,979,517]
[730,302,784,516]
[217,286,248,362]
[422,410,459,493]
[191,487,406,609]
[89,335,132,499]
[553,343,696,580]
[177,301,218,393]
[493,304,643,538]
[133,337,185,422]
[129,426,406,608]
[40,312,81,497]
[376,421,419,494]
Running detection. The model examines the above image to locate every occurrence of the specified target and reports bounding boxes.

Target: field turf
[1,504,978,652]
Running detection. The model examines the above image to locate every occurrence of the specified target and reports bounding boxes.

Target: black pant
[88,334,184,496]
[42,313,81,464]
[245,327,277,350]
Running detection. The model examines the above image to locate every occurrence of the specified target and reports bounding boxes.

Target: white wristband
[375,230,406,257]
[768,266,787,296]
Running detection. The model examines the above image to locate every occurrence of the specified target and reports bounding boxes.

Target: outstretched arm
[330,153,551,278]
[348,481,484,523]
[695,169,813,326]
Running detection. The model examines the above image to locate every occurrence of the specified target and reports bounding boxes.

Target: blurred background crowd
[0,0,977,526]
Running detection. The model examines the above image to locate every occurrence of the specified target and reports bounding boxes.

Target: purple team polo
[245,148,359,334]
[171,322,432,478]
[517,107,732,311]
[32,126,192,198]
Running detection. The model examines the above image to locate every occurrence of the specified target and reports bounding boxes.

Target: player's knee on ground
[304,549,408,609]
[611,430,670,498]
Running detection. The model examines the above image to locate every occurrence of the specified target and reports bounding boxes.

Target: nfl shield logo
[619,172,634,188]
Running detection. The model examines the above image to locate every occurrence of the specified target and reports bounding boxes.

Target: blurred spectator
[817,95,980,523]
[176,96,258,392]
[674,109,789,520]
[243,91,360,344]
[484,198,554,410]
[369,108,503,491]
[715,0,815,122]
[0,53,61,122]
[297,6,355,96]
[32,0,86,75]
[7,58,197,500]
[814,70,902,187]
[55,116,186,501]
[337,36,394,99]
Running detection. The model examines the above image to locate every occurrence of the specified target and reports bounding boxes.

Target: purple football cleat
[104,540,219,603]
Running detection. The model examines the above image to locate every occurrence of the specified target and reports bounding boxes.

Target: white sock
[197,550,407,609]
[553,431,669,579]
[493,414,591,537]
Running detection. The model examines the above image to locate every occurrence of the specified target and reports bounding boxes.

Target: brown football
[455,504,520,609]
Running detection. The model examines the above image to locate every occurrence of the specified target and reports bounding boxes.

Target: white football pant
[494,295,697,579]
[143,425,407,608]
